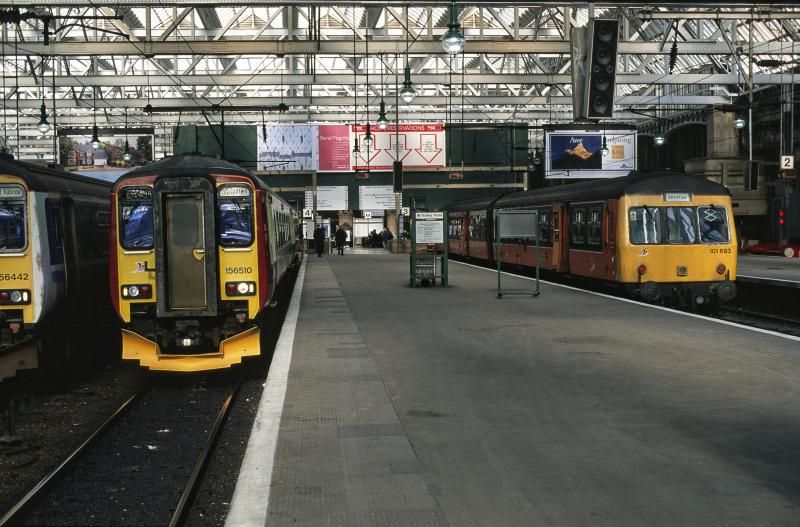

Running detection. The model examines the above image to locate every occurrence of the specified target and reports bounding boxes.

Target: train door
[552,204,566,271]
[605,200,618,280]
[61,197,80,309]
[154,177,217,316]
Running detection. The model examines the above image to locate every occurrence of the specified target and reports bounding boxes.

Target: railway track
[0,379,241,527]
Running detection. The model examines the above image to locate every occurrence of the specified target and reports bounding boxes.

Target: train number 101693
[708,247,731,254]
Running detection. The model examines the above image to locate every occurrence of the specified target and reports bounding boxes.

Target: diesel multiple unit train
[109,155,303,372]
[0,157,113,381]
[447,171,738,307]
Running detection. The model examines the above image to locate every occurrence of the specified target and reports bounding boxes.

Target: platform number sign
[401,207,410,216]
[781,155,794,170]
[302,208,312,219]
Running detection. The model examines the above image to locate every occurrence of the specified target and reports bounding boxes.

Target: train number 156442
[0,273,29,281]
[709,247,731,254]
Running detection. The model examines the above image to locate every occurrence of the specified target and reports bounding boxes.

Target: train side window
[587,208,602,249]
[570,209,586,245]
[552,212,559,241]
[45,198,64,264]
[607,210,615,245]
[97,210,110,227]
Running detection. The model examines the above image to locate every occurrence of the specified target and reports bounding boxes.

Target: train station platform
[738,254,800,287]
[228,254,800,527]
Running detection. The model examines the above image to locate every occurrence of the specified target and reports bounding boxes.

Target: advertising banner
[351,123,445,171]
[545,129,636,179]
[304,186,349,211]
[258,125,318,171]
[318,125,351,172]
[358,185,396,210]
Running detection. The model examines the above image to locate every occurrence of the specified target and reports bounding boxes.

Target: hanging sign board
[351,123,445,171]
[304,186,349,211]
[258,125,318,171]
[545,128,637,179]
[359,185,396,210]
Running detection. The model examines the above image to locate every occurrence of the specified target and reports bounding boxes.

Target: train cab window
[665,207,696,244]
[698,206,730,243]
[629,207,662,245]
[218,185,253,247]
[0,184,26,251]
[119,187,154,250]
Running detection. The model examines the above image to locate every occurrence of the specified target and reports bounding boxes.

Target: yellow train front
[110,155,300,372]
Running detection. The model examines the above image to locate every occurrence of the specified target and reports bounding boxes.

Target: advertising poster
[258,125,318,171]
[318,125,351,172]
[545,129,636,179]
[304,186,349,211]
[358,185,396,210]
[60,134,152,168]
[351,123,445,171]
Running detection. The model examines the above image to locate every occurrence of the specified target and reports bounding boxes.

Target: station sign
[364,211,372,219]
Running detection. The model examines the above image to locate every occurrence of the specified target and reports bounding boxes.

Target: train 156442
[110,155,303,372]
[447,171,738,307]
[0,157,114,381]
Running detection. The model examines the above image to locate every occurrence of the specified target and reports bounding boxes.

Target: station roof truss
[0,2,798,158]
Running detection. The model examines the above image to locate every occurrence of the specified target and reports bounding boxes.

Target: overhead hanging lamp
[122,108,132,162]
[400,9,416,104]
[351,10,360,157]
[442,1,465,55]
[37,60,50,134]
[377,54,389,130]
[90,87,101,149]
[363,31,373,148]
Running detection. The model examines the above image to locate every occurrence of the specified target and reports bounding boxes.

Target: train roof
[446,194,507,213]
[115,154,266,190]
[0,156,112,196]
[494,170,730,209]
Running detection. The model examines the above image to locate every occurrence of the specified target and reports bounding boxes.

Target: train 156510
[447,170,738,307]
[0,157,114,381]
[110,155,302,372]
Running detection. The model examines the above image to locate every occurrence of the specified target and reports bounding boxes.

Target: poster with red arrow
[351,123,445,171]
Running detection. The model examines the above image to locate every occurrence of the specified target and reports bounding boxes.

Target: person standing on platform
[334,225,347,255]
[313,224,325,257]
[382,227,394,250]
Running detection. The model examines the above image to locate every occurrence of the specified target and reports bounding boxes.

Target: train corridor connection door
[165,194,206,310]
[153,176,217,317]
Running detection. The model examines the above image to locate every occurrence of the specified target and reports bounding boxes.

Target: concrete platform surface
[738,254,800,286]
[231,253,800,527]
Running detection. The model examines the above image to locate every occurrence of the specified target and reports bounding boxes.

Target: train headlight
[121,284,153,299]
[716,263,726,275]
[0,290,30,305]
[225,281,256,297]
[10,291,22,303]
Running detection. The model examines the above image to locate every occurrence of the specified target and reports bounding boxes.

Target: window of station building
[0,184,26,252]
[218,185,253,247]
[119,187,154,250]
[698,206,730,243]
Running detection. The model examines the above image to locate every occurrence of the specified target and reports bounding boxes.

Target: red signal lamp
[637,264,647,275]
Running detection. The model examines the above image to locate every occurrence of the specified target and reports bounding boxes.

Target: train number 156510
[709,248,731,254]
[225,266,253,274]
